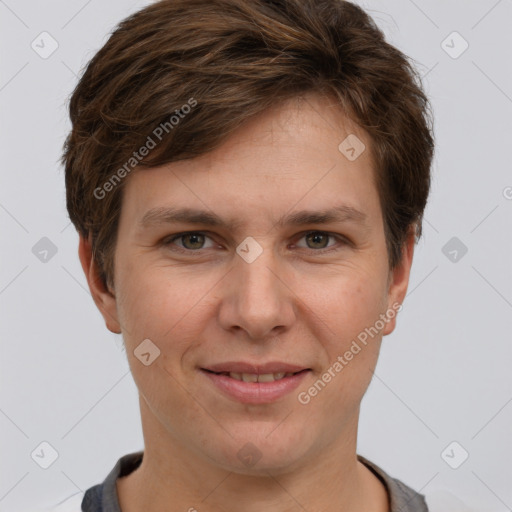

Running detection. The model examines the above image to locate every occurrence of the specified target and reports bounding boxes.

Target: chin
[205,427,315,476]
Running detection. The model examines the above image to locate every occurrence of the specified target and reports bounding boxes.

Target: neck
[117,400,389,512]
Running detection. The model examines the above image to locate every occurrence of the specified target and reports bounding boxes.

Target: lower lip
[200,369,310,404]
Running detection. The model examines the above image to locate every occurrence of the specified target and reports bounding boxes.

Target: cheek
[303,268,388,402]
[309,267,388,349]
[116,263,204,339]
[115,265,208,416]
[115,263,219,392]
[297,295,385,436]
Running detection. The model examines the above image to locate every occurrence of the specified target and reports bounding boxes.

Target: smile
[211,371,301,382]
[200,367,311,404]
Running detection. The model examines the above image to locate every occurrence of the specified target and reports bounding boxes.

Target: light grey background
[1,0,511,511]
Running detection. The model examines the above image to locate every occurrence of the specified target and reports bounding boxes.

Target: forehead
[120,93,381,233]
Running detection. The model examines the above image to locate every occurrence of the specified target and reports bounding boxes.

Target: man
[57,0,434,510]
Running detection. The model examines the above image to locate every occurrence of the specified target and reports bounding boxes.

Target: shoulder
[357,454,429,512]
[46,451,143,512]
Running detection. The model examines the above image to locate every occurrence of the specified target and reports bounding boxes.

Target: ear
[382,226,416,336]
[78,233,122,334]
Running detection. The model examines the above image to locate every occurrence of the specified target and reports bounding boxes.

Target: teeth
[229,372,292,382]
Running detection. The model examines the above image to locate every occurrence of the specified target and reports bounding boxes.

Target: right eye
[163,231,217,252]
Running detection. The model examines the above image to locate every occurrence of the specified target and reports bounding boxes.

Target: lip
[200,365,311,405]
[203,361,309,374]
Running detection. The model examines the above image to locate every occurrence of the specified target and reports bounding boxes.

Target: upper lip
[202,362,310,374]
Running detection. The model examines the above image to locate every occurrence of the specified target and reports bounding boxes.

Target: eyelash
[162,230,349,255]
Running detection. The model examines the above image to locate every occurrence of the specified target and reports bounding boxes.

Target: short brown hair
[62,0,434,290]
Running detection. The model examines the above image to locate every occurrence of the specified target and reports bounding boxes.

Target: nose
[217,241,296,342]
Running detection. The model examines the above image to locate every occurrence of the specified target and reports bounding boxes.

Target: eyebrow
[138,205,368,232]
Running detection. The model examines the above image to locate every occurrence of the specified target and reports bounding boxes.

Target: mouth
[202,368,309,382]
[199,363,312,404]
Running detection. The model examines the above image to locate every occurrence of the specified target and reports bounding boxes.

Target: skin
[79,92,415,512]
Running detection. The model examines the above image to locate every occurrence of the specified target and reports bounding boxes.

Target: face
[82,93,414,475]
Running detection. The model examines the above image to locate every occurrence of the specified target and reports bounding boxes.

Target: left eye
[294,231,340,250]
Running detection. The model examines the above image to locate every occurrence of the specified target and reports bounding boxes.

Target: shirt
[50,451,429,511]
